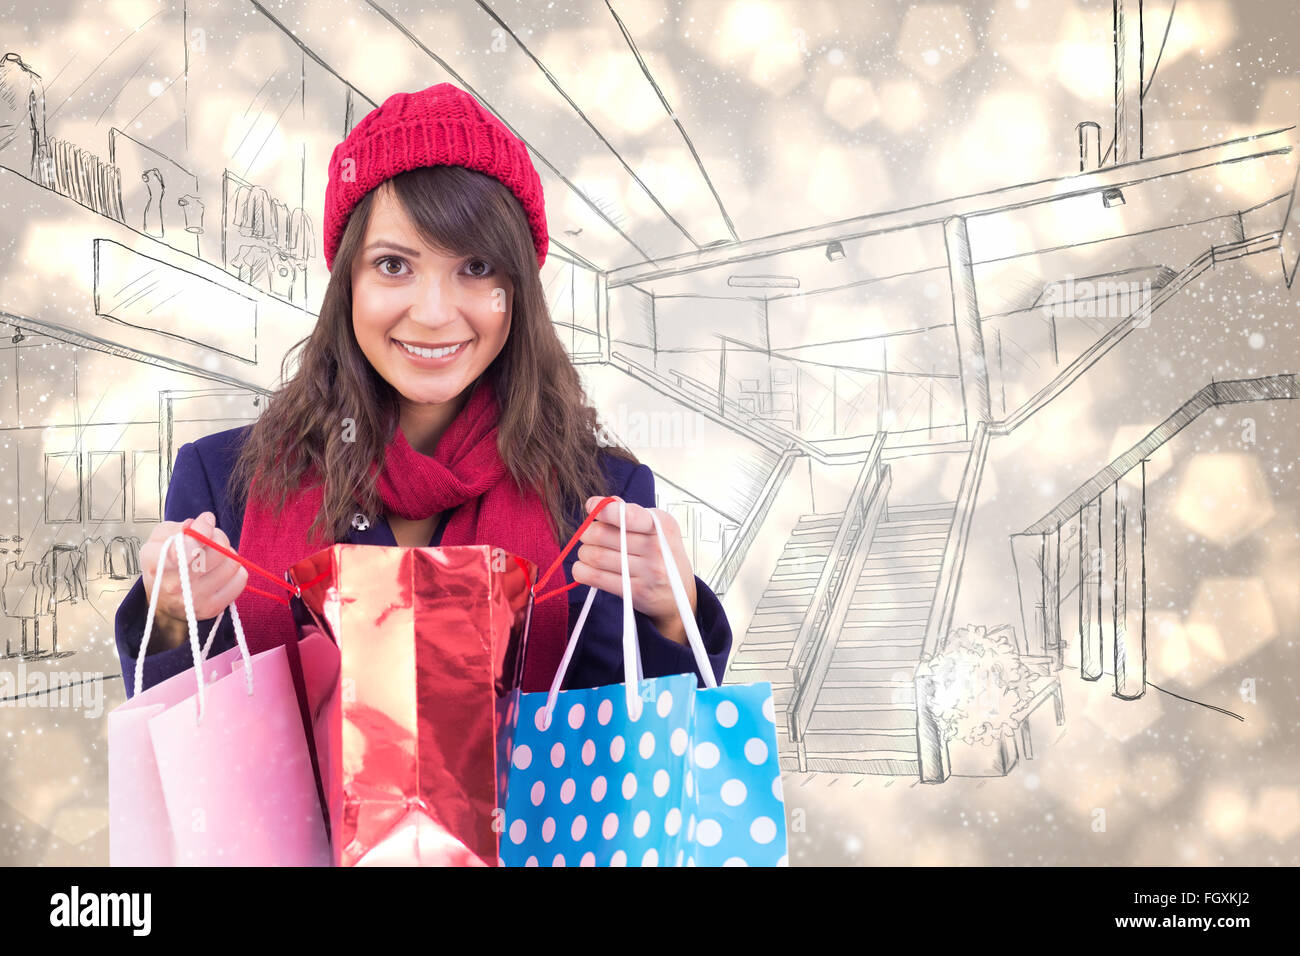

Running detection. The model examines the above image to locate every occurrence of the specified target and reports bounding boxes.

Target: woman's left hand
[572,496,698,646]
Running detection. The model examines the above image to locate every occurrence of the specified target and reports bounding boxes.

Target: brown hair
[227,164,635,545]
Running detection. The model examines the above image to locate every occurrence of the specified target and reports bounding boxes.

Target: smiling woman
[229,157,603,548]
[350,184,516,455]
[117,82,733,702]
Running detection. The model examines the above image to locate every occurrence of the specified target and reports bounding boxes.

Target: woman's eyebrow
[363,240,422,257]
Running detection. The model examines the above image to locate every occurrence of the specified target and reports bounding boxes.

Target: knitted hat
[322,82,548,272]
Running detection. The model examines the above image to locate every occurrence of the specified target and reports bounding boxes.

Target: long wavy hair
[227,163,635,546]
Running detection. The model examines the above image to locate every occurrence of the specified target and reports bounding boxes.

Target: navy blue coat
[114,425,732,698]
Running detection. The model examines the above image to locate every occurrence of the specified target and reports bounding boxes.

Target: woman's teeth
[398,340,465,359]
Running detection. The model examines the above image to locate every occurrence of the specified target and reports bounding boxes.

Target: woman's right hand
[140,511,249,629]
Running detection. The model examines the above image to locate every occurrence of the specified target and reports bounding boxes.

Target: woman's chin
[396,378,471,408]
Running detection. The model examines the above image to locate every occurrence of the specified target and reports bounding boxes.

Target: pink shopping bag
[108,529,332,866]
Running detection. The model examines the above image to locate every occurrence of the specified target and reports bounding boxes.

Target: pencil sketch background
[0,0,1296,865]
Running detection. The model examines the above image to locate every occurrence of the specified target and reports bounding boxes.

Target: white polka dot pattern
[498,675,787,866]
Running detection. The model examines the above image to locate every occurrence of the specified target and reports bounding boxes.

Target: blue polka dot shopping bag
[499,500,788,867]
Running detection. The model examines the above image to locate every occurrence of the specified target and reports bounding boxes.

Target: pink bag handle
[137,530,254,722]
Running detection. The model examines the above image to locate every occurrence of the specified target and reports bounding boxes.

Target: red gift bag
[286,544,534,866]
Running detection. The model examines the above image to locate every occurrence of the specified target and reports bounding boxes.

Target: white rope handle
[540,501,718,726]
[540,585,598,730]
[542,500,646,728]
[135,529,253,721]
[618,500,642,720]
[648,511,717,689]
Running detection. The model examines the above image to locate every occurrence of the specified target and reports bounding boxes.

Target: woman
[114,82,732,696]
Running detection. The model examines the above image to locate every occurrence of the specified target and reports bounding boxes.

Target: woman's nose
[409,273,458,324]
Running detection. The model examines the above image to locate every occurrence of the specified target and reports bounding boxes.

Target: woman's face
[351,185,513,411]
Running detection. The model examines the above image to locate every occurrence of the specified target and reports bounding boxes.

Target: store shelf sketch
[1,536,141,662]
[91,240,260,364]
[108,127,202,253]
[1,443,145,661]
[0,0,1297,865]
[222,169,315,305]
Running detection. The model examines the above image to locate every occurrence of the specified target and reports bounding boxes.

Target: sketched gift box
[916,624,1045,777]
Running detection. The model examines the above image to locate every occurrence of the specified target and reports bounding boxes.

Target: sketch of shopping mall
[1,0,1296,795]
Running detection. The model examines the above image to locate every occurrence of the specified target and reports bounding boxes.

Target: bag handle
[539,498,717,730]
[647,510,717,690]
[179,526,302,605]
[530,495,619,606]
[539,500,641,725]
[136,530,253,722]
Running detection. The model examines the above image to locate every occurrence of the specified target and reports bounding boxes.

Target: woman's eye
[377,256,408,276]
[465,258,495,278]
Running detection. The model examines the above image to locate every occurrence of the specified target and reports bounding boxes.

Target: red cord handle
[179,526,299,608]
[530,495,618,605]
[178,495,622,610]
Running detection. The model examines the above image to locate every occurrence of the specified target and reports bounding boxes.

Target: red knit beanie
[322,82,548,272]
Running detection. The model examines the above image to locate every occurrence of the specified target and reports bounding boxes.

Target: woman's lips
[393,338,470,367]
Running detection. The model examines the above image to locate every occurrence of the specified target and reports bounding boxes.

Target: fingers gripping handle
[539,499,717,729]
[137,530,204,702]
[542,500,646,727]
[135,530,253,720]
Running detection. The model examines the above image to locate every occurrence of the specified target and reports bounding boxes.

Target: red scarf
[232,381,566,692]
